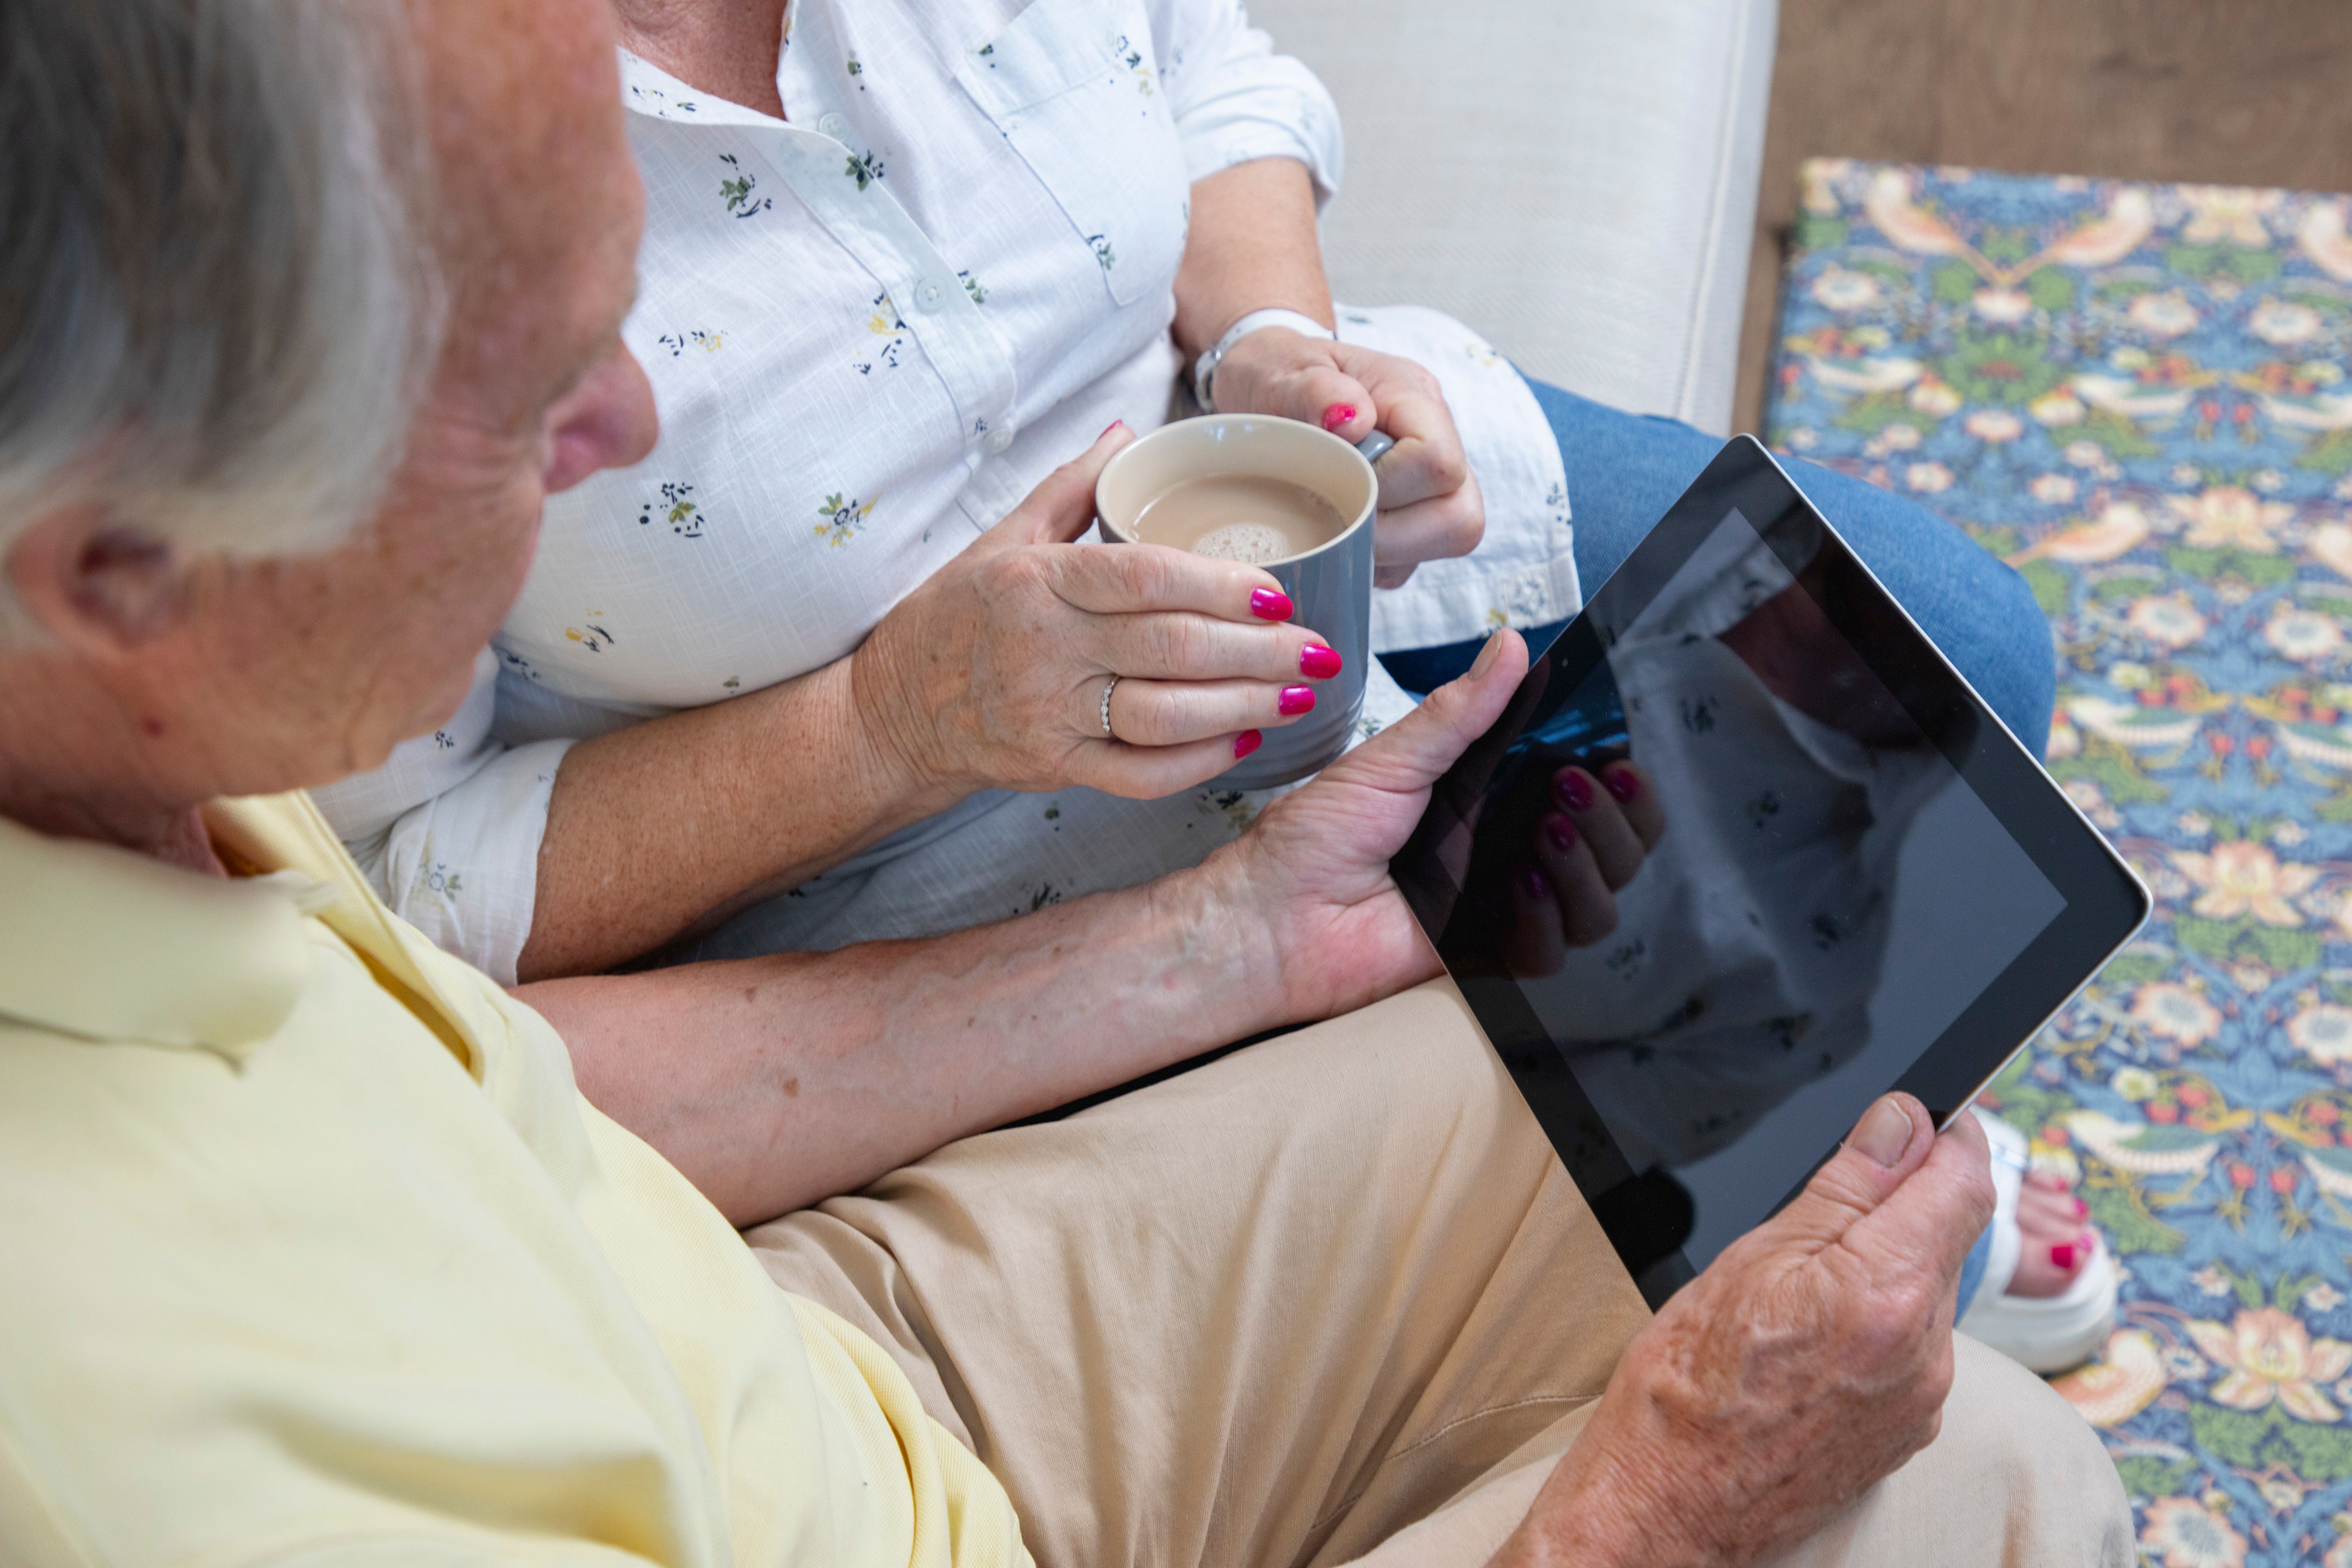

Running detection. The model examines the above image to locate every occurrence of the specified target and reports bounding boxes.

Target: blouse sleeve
[1152,0,1345,199]
[307,646,574,987]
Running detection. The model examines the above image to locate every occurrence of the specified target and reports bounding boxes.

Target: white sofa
[1247,0,1779,436]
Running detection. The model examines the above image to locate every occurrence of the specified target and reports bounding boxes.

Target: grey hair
[0,0,442,636]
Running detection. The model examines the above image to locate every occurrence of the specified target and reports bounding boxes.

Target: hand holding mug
[1208,328,1485,588]
[850,424,1342,802]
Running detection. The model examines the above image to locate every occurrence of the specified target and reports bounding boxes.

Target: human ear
[4,504,198,656]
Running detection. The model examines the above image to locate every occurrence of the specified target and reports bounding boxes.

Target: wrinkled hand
[1206,627,1531,1025]
[1493,1097,1996,1568]
[1210,329,1484,588]
[1503,760,1666,973]
[852,424,1343,801]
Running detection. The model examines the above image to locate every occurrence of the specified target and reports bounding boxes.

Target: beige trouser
[744,979,2132,1567]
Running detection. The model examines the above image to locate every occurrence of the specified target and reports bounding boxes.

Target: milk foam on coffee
[1132,475,1346,564]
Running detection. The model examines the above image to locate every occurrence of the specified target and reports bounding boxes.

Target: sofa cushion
[1243,0,1778,434]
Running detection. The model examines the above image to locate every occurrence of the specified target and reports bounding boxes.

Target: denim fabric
[1378,379,2058,758]
[1955,1227,1991,1321]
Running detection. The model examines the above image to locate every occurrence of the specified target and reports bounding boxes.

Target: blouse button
[818,112,850,139]
[913,278,947,312]
[983,427,1015,455]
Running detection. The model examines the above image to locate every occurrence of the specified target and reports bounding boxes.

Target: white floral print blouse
[314,0,1572,984]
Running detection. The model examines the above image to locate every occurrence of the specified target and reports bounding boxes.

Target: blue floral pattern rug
[1766,159,2352,1568]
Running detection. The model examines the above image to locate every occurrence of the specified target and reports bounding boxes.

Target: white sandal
[1954,1107,2118,1374]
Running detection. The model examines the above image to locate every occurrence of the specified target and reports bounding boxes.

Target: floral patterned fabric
[1767,159,2352,1568]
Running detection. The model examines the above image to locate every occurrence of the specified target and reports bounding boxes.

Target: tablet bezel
[1393,436,2151,1305]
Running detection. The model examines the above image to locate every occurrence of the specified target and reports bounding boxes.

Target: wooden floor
[1733,0,2352,434]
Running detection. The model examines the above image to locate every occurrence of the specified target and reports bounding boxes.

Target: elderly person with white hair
[0,2,2131,1565]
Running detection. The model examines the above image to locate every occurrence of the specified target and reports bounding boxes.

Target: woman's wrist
[1171,158,1334,361]
[805,651,966,825]
[1192,309,1334,411]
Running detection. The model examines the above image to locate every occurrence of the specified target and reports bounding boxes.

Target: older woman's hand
[850,423,1343,802]
[1209,329,1484,588]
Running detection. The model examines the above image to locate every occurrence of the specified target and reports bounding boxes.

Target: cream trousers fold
[745,978,2131,1567]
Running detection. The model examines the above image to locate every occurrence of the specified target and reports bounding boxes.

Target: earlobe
[5,504,196,657]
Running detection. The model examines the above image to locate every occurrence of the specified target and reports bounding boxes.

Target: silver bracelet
[1191,308,1336,412]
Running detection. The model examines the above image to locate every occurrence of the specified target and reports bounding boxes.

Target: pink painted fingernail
[1249,588,1294,621]
[1520,866,1549,899]
[1545,814,1577,853]
[2050,1242,2078,1271]
[1299,643,1343,679]
[1100,419,1127,439]
[1321,402,1357,433]
[1605,767,1639,803]
[1278,685,1316,716]
[2072,1197,2089,1218]
[1555,770,1595,811]
[1234,729,1263,759]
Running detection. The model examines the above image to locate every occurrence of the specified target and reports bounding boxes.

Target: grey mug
[1095,414,1378,789]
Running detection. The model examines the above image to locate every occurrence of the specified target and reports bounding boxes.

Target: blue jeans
[1379,379,2055,1314]
[1378,380,2058,757]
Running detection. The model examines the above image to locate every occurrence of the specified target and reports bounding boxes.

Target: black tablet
[1393,436,2149,1307]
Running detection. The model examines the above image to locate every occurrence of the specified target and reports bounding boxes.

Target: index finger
[1049,541,1294,624]
[1371,382,1472,511]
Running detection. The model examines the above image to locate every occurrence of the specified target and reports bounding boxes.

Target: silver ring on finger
[1099,674,1120,738]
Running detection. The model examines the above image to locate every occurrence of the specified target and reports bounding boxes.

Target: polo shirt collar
[0,815,319,1062]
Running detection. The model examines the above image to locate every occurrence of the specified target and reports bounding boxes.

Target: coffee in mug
[1094,414,1379,790]
[1130,475,1348,565]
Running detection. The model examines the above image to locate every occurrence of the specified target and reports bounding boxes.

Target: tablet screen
[1394,441,2145,1303]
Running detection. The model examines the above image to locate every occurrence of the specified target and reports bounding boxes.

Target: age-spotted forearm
[516,856,1285,1226]
[518,656,959,983]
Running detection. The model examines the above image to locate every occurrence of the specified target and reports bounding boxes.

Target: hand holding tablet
[1393,438,2149,1305]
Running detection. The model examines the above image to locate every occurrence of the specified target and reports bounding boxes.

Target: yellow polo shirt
[0,794,1027,1567]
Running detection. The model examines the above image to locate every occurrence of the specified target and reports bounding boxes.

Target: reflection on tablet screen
[1394,477,2121,1301]
[1530,509,2059,1266]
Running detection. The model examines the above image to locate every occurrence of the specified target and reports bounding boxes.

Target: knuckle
[1426,444,1471,492]
[1907,1405,1946,1456]
[983,551,1048,601]
[1880,1278,1941,1334]
[1121,548,1181,604]
[1128,687,1183,743]
[1447,502,1485,552]
[1143,615,1208,672]
[1845,1313,1913,1368]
